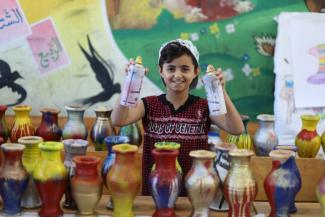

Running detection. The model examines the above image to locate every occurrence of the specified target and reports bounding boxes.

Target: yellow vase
[10,105,35,142]
[295,115,321,158]
[107,144,140,217]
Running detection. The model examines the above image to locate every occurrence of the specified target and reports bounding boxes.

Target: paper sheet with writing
[26,17,71,75]
[0,0,31,45]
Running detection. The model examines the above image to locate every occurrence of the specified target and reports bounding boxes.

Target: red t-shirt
[141,94,210,196]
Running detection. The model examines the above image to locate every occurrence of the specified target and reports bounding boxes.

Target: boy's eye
[166,67,175,72]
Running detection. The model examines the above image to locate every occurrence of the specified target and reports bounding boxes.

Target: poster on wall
[0,0,31,46]
[26,17,71,75]
[290,13,325,108]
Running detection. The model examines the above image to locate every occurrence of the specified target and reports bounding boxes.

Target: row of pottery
[0,104,142,151]
[0,138,324,217]
[225,113,325,158]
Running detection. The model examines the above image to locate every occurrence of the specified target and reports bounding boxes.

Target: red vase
[72,156,102,216]
[10,105,35,143]
[36,108,62,141]
[33,142,67,217]
[0,105,10,143]
[150,148,181,217]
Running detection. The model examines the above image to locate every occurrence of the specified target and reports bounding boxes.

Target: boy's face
[159,54,199,94]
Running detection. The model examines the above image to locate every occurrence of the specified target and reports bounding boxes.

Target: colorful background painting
[0,0,320,118]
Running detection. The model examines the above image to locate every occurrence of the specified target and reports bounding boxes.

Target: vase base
[153,208,176,217]
[76,211,98,217]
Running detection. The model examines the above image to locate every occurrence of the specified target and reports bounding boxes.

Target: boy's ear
[158,65,163,74]
[195,67,200,76]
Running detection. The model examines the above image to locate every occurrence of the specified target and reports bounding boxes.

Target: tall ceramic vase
[36,108,62,141]
[18,136,43,208]
[33,142,68,217]
[185,150,219,217]
[72,156,103,217]
[0,143,29,216]
[295,115,321,158]
[224,149,257,217]
[210,142,237,211]
[316,171,325,216]
[107,144,140,217]
[101,135,130,209]
[62,105,88,140]
[90,106,115,151]
[0,105,10,143]
[119,122,142,147]
[150,148,181,217]
[63,139,88,209]
[264,150,302,216]
[254,114,278,156]
[10,105,35,143]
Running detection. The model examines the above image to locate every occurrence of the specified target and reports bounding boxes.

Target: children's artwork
[273,12,325,146]
[0,0,31,45]
[290,14,325,108]
[26,17,70,75]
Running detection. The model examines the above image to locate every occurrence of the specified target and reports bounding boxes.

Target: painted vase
[107,144,140,217]
[316,170,325,217]
[274,145,298,157]
[264,150,302,217]
[226,115,253,150]
[72,156,103,217]
[224,149,257,217]
[119,122,142,147]
[295,115,321,158]
[90,106,115,151]
[185,150,219,217]
[33,141,68,217]
[63,139,88,209]
[210,142,237,211]
[150,148,181,217]
[10,105,35,143]
[254,114,278,156]
[101,135,130,209]
[18,136,43,208]
[62,105,88,140]
[36,108,62,141]
[0,143,29,216]
[0,105,10,143]
[152,141,182,175]
[208,124,222,151]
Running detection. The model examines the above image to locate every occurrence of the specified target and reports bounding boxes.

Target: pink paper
[26,17,70,75]
[0,0,31,44]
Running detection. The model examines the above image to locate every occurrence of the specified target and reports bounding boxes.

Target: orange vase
[107,144,140,217]
[10,105,35,143]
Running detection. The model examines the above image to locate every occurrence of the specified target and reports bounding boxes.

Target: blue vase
[264,150,301,216]
[0,143,29,216]
[101,135,129,209]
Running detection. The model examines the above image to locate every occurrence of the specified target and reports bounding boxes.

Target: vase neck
[259,120,275,129]
[75,163,98,177]
[154,153,177,173]
[42,112,59,124]
[302,119,319,131]
[192,158,214,172]
[41,150,61,162]
[231,156,251,168]
[14,110,31,120]
[67,110,84,122]
[115,151,136,165]
[95,110,111,119]
[3,149,24,164]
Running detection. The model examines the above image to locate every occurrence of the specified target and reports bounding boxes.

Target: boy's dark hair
[158,41,199,89]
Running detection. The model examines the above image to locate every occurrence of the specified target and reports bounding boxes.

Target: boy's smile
[160,54,199,93]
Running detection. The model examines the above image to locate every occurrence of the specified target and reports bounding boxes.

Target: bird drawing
[77,35,121,107]
[0,59,27,106]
